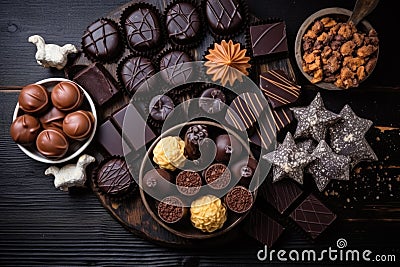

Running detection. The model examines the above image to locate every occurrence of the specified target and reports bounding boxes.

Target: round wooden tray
[75,0,296,247]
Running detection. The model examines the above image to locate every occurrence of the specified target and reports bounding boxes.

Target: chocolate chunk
[291,93,341,142]
[289,194,336,239]
[205,0,243,36]
[329,105,377,168]
[263,179,303,215]
[82,18,122,62]
[96,118,131,157]
[119,56,155,95]
[10,114,41,145]
[262,132,314,185]
[184,124,209,160]
[272,105,294,132]
[123,7,162,51]
[36,129,69,159]
[249,111,276,150]
[73,62,119,106]
[199,88,226,114]
[259,70,301,109]
[250,22,288,57]
[120,104,156,151]
[306,140,350,192]
[18,84,49,114]
[159,50,193,86]
[176,170,202,196]
[243,208,284,248]
[224,186,254,213]
[149,95,174,122]
[96,157,135,196]
[204,163,231,190]
[166,3,201,44]
[225,94,258,132]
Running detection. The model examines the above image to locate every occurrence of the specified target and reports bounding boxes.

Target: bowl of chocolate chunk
[11,77,97,164]
[138,120,259,239]
[295,7,379,90]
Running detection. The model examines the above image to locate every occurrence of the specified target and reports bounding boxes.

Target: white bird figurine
[45,154,96,191]
[28,34,78,70]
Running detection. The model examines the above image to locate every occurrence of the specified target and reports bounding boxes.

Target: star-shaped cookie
[262,132,314,185]
[306,140,351,192]
[291,93,341,142]
[329,105,378,168]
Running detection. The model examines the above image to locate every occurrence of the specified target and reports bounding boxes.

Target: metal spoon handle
[348,0,379,26]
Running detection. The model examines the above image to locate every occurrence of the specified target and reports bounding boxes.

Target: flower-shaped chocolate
[205,40,251,86]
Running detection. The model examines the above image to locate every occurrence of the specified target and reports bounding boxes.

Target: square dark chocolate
[264,179,303,215]
[96,119,131,157]
[243,208,284,248]
[289,194,337,239]
[73,62,119,106]
[250,22,288,57]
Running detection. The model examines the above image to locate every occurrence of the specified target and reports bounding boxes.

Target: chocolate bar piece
[260,70,301,109]
[96,119,131,157]
[243,208,284,248]
[289,194,337,239]
[73,62,119,106]
[119,104,156,151]
[250,22,288,57]
[272,105,294,132]
[264,179,303,215]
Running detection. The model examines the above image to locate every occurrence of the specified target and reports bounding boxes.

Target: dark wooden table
[1,0,399,266]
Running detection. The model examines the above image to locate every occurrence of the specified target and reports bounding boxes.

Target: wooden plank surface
[1,0,399,266]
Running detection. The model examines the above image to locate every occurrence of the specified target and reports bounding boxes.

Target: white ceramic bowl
[12,77,97,164]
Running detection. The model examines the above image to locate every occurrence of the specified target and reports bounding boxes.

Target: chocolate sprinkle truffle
[184,124,209,160]
[123,7,162,52]
[290,93,341,142]
[18,84,49,114]
[329,105,378,168]
[262,132,314,185]
[149,95,174,122]
[51,81,84,112]
[157,195,187,223]
[10,114,41,145]
[205,0,243,36]
[119,56,155,95]
[176,170,202,196]
[199,88,226,114]
[96,157,135,197]
[225,185,253,213]
[166,2,201,44]
[82,18,122,62]
[36,129,69,159]
[306,140,351,192]
[204,163,231,190]
[159,50,193,86]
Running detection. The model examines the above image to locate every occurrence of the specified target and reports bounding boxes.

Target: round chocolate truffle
[51,81,84,112]
[184,124,209,160]
[119,56,155,95]
[166,3,201,44]
[157,195,187,224]
[159,50,193,86]
[149,95,174,121]
[199,88,226,114]
[82,18,122,62]
[205,0,243,36]
[176,170,202,196]
[63,110,94,141]
[224,186,253,213]
[230,157,258,187]
[10,114,41,145]
[123,7,162,51]
[215,134,242,163]
[39,106,66,130]
[204,163,231,190]
[142,168,173,197]
[18,84,49,114]
[36,129,69,159]
[96,157,135,196]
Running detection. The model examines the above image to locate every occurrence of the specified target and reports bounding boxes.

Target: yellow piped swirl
[153,136,186,171]
[190,195,227,233]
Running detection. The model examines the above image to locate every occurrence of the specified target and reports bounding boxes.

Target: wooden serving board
[68,0,297,247]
